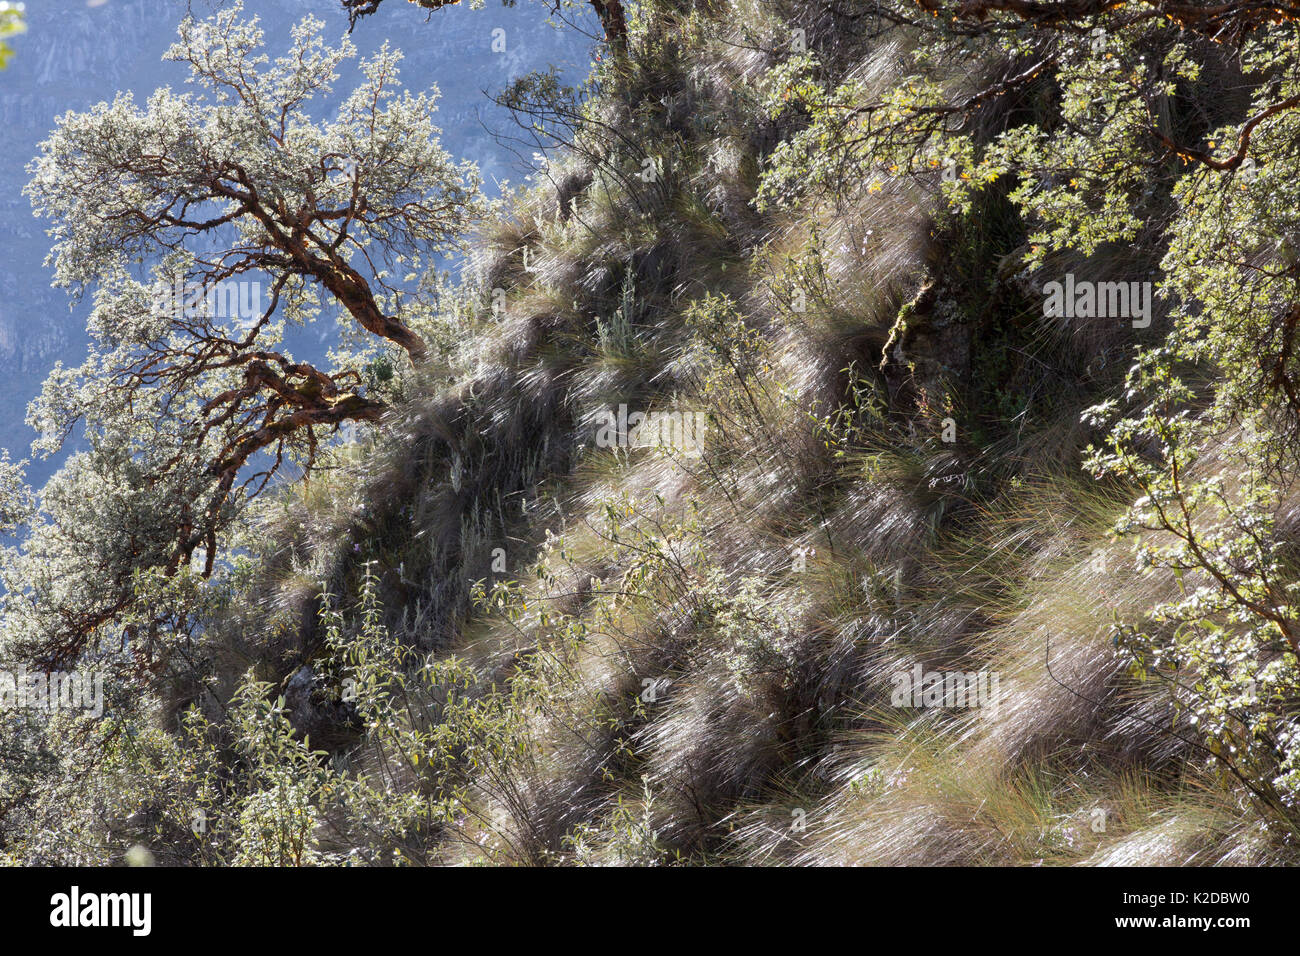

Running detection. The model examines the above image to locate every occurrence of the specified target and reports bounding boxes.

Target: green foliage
[751,0,1300,829]
[0,2,22,72]
[5,1,483,672]
[13,0,1300,867]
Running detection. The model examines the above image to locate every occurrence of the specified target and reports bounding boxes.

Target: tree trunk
[592,1,628,51]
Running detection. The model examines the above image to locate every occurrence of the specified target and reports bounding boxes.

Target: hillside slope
[4,0,1296,866]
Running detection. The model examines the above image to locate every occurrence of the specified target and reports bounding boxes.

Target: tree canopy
[0,2,23,71]
[4,2,482,669]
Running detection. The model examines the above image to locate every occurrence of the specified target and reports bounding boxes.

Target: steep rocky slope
[4,0,1290,866]
[202,0,1282,864]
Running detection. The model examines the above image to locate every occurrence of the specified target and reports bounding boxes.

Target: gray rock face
[0,0,592,486]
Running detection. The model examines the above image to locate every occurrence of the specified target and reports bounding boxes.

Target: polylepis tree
[4,2,483,669]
